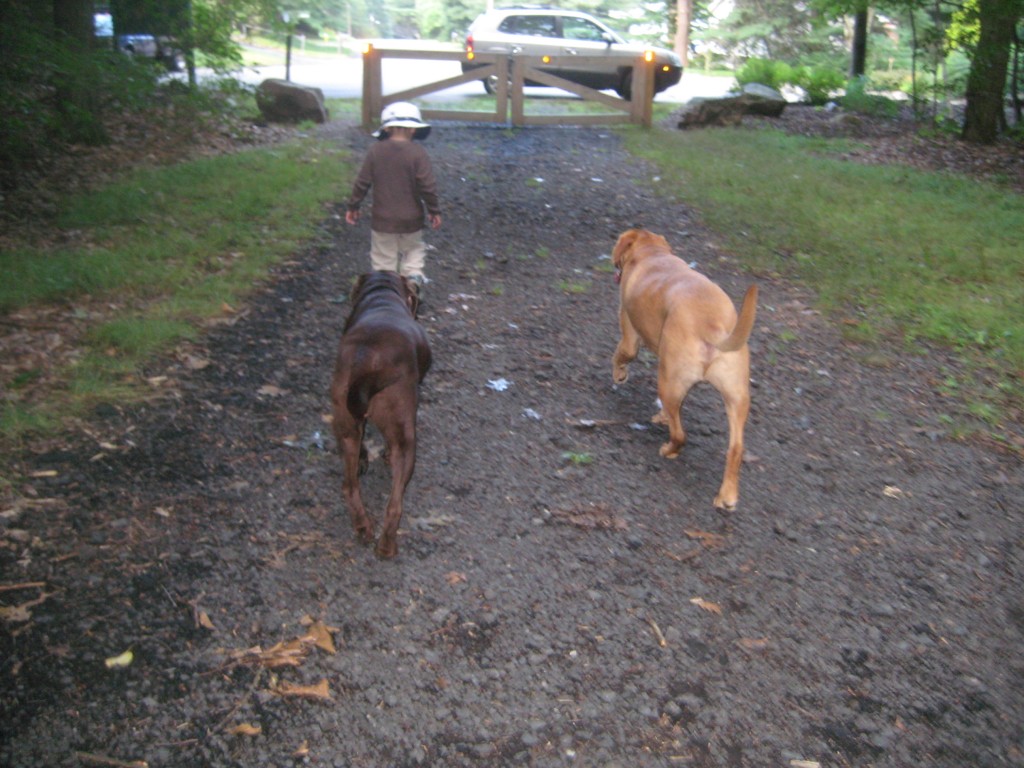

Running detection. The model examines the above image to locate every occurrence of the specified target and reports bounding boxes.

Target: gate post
[494,55,510,124]
[510,57,525,127]
[361,44,383,132]
[630,53,656,127]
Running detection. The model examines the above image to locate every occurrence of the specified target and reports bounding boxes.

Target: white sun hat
[373,101,431,139]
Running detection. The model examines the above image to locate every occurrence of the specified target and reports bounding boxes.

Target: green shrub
[867,69,911,92]
[736,59,844,105]
[793,65,846,105]
[735,58,794,90]
[841,76,902,118]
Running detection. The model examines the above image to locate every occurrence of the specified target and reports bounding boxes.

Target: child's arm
[346,153,374,225]
[416,153,442,228]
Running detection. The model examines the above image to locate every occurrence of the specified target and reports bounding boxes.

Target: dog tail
[347,384,372,421]
[716,285,758,353]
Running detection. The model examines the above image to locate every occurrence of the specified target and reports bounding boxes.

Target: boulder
[256,78,328,124]
[676,83,787,129]
[738,83,788,117]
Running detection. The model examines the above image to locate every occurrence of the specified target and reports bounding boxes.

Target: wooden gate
[360,45,655,132]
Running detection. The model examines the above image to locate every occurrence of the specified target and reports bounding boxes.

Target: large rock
[738,83,788,116]
[256,78,328,124]
[676,83,787,129]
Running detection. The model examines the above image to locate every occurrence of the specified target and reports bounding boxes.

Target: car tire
[616,70,633,100]
[484,73,514,95]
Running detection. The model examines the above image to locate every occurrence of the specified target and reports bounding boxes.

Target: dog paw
[375,539,398,559]
[612,366,629,384]
[713,495,738,511]
[353,523,374,545]
[659,442,681,459]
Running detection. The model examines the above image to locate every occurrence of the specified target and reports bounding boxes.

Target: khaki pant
[370,230,427,280]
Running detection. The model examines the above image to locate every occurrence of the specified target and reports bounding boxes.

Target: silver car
[462,8,682,100]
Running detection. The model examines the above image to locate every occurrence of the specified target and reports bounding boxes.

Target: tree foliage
[704,0,1022,140]
[0,0,258,195]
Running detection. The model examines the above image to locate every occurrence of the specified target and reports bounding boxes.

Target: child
[345,102,442,295]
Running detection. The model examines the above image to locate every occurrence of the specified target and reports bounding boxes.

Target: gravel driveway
[2,119,1022,768]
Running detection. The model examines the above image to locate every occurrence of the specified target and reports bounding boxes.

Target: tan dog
[611,229,758,510]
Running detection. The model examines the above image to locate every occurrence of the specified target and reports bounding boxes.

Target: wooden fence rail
[360,45,655,132]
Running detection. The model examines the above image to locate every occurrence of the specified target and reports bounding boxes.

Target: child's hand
[429,214,442,230]
[345,209,360,225]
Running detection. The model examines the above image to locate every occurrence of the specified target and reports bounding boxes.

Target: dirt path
[2,121,1022,768]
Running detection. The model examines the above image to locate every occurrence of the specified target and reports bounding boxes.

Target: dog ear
[351,273,369,301]
[613,229,640,268]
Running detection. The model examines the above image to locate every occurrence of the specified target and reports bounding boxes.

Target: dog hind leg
[656,368,697,460]
[373,389,419,559]
[336,418,374,544]
[707,354,751,510]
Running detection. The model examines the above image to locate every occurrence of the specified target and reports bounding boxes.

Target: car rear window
[498,15,558,37]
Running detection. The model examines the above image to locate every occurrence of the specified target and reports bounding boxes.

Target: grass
[1,131,351,443]
[622,124,1023,431]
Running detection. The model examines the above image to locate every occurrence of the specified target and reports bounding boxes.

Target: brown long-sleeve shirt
[347,139,441,234]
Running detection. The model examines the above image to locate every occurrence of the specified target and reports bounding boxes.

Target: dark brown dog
[611,229,758,510]
[330,271,432,558]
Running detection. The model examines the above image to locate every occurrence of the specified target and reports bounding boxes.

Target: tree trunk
[850,9,868,79]
[53,0,107,144]
[53,0,92,43]
[674,0,693,66]
[961,0,1020,143]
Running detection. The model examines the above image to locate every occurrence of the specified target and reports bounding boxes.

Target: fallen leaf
[551,504,628,530]
[181,354,210,371]
[104,649,134,669]
[685,529,726,548]
[260,639,308,667]
[257,384,287,397]
[198,610,215,630]
[228,723,262,736]
[303,620,339,654]
[274,678,331,700]
[883,485,904,498]
[737,637,770,651]
[689,597,723,616]
[293,741,310,757]
[0,591,55,623]
[74,751,148,768]
[228,640,307,668]
[647,618,667,647]
[445,571,467,586]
